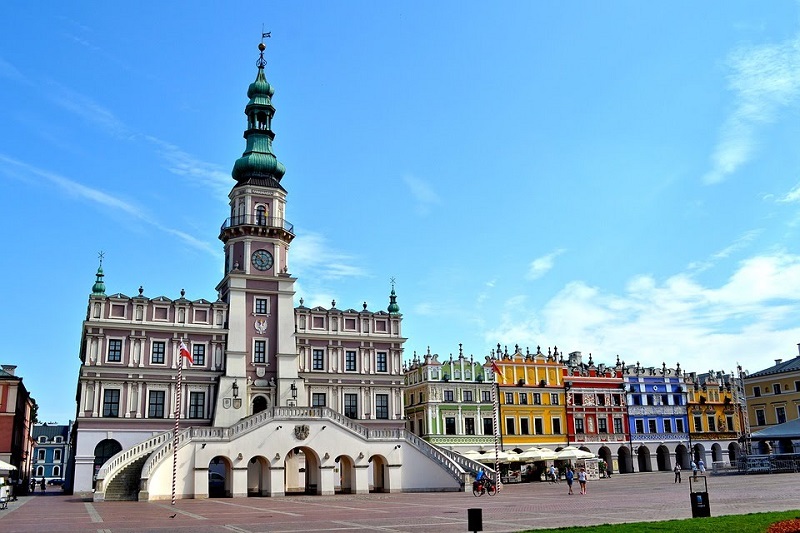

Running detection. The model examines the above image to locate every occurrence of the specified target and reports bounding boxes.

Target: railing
[140,428,193,481]
[95,430,172,491]
[403,432,466,486]
[220,215,294,234]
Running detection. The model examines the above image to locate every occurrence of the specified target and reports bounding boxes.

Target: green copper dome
[388,286,400,315]
[91,263,106,297]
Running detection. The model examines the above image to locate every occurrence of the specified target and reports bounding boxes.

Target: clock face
[251,249,273,271]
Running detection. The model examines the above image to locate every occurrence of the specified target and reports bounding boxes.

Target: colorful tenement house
[494,345,567,451]
[69,42,477,502]
[685,370,743,466]
[403,346,494,452]
[562,351,628,473]
[623,361,690,474]
[0,365,35,487]
[31,423,71,483]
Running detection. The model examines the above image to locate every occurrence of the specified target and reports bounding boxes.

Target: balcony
[219,215,295,242]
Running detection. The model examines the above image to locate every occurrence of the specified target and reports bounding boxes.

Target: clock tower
[214,41,298,426]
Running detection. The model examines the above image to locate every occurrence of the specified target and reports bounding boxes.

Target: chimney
[1,365,16,376]
[775,359,783,366]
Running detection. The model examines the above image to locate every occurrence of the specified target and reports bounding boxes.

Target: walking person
[673,463,681,483]
[578,467,587,495]
[565,467,574,495]
[698,458,705,474]
[549,464,558,483]
[30,478,36,493]
[691,460,698,480]
[40,477,46,492]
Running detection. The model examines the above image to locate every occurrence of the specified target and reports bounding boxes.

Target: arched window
[52,465,61,477]
[252,395,268,414]
[35,465,44,476]
[256,205,266,225]
[93,439,122,486]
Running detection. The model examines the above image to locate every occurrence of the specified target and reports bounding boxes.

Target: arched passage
[209,456,232,498]
[285,447,321,495]
[252,395,268,414]
[617,446,633,473]
[598,446,613,474]
[247,455,270,496]
[93,439,122,488]
[369,455,389,492]
[656,445,671,471]
[335,455,356,494]
[675,443,689,469]
[637,445,652,472]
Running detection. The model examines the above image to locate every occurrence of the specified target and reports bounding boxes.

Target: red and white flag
[490,359,501,375]
[179,341,193,364]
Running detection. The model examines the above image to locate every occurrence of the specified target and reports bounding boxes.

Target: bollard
[467,508,483,532]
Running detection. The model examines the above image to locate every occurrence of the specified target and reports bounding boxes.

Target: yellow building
[686,371,743,465]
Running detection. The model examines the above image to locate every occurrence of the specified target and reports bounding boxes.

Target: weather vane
[98,250,105,266]
[390,276,396,289]
[258,25,271,68]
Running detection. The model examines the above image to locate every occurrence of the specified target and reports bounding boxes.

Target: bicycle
[472,478,498,497]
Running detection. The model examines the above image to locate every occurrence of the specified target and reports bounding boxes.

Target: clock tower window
[254,340,267,363]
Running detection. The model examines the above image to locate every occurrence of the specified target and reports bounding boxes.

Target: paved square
[2,472,799,532]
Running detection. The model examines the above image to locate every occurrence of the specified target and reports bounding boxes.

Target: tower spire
[91,251,106,296]
[387,277,400,315]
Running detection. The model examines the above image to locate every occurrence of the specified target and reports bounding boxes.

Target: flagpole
[491,348,502,492]
[172,340,183,506]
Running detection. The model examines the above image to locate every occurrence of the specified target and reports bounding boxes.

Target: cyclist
[474,468,486,491]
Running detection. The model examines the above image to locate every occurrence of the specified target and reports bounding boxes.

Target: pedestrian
[30,478,36,493]
[565,467,574,495]
[549,464,557,483]
[606,465,612,478]
[698,459,705,474]
[40,477,46,492]
[673,463,681,483]
[578,467,587,495]
[691,460,698,480]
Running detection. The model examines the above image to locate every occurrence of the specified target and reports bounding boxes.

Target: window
[37,449,46,461]
[533,393,541,405]
[575,418,585,434]
[613,394,622,406]
[312,393,326,407]
[444,390,454,402]
[661,394,669,405]
[151,341,165,364]
[255,298,268,314]
[189,391,205,419]
[505,418,516,435]
[726,415,734,430]
[193,344,205,366]
[534,418,544,435]
[254,340,266,363]
[551,393,559,405]
[482,391,492,403]
[345,350,357,371]
[707,415,716,432]
[520,418,530,435]
[795,381,800,393]
[664,419,673,433]
[614,418,624,434]
[693,415,702,431]
[375,394,389,419]
[632,395,642,406]
[597,394,605,406]
[463,390,473,402]
[483,417,493,435]
[648,419,657,433]
[465,418,475,435]
[376,352,387,372]
[53,449,62,462]
[505,392,514,404]
[756,409,766,426]
[776,406,787,424]
[38,436,47,443]
[675,419,685,433]
[754,386,761,397]
[108,339,122,362]
[598,418,608,434]
[312,349,324,370]
[773,383,782,395]
[552,418,562,434]
[519,393,528,405]
[445,417,456,435]
[103,389,120,417]
[52,465,61,477]
[344,393,357,419]
[574,393,583,406]
[148,390,166,418]
[36,465,44,476]
[409,393,414,405]
[635,419,644,433]
[54,436,62,444]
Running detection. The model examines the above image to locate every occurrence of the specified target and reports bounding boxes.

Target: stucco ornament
[294,424,310,440]
[254,319,268,334]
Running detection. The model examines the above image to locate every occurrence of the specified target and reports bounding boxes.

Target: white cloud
[402,175,440,215]
[291,232,367,280]
[688,230,761,272]
[48,84,131,138]
[777,182,800,203]
[703,35,800,184]
[144,136,230,195]
[526,249,565,280]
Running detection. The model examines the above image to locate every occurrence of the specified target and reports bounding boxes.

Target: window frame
[188,391,206,419]
[107,339,123,363]
[148,389,166,419]
[375,393,389,419]
[151,341,166,364]
[103,389,121,417]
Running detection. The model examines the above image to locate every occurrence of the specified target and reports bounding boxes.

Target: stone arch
[335,455,356,494]
[726,442,741,464]
[247,455,270,497]
[93,439,122,488]
[209,455,233,498]
[285,446,321,495]
[636,445,652,472]
[252,395,268,415]
[598,446,613,474]
[710,442,724,463]
[692,443,706,463]
[368,454,389,493]
[675,443,690,469]
[656,444,671,471]
[617,445,633,473]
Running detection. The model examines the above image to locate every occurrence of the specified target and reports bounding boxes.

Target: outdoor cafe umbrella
[0,459,17,471]
[517,447,558,461]
[555,446,595,461]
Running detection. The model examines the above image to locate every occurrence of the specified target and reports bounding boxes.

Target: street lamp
[232,380,239,399]
[290,381,298,406]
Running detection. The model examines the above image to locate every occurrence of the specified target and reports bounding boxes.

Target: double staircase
[101,454,151,501]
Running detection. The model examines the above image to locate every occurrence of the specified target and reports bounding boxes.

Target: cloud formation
[291,232,367,280]
[402,174,440,215]
[526,249,566,280]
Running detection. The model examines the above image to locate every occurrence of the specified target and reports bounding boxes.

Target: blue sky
[3,2,800,424]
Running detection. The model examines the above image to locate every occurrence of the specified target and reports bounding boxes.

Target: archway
[369,455,389,492]
[692,443,706,463]
[598,446,613,474]
[711,443,723,463]
[637,445,652,472]
[93,439,122,488]
[675,443,689,469]
[656,445,671,471]
[209,456,232,498]
[285,447,321,495]
[252,395,268,414]
[247,456,269,496]
[617,446,633,473]
[335,455,356,494]
[727,442,740,464]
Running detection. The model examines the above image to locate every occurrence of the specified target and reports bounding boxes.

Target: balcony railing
[220,215,294,234]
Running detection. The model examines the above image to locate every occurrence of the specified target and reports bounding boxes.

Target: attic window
[110,304,126,318]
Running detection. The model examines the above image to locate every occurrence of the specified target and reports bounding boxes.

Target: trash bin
[689,475,710,518]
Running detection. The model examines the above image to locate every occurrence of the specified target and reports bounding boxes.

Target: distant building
[0,365,35,486]
[31,423,71,483]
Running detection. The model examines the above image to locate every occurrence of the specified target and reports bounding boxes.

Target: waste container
[689,475,710,518]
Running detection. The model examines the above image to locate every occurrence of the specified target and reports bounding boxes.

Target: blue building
[623,362,690,473]
[31,423,71,484]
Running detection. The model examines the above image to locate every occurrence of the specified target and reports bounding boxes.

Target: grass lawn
[523,510,800,532]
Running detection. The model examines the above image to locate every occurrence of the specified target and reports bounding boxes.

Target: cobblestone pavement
[1,472,799,532]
